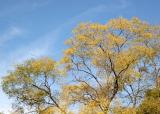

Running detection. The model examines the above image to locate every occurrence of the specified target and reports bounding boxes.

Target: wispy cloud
[1,0,131,71]
[0,28,60,75]
[0,26,24,47]
[52,0,131,27]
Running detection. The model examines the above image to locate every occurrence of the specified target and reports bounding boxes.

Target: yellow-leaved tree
[2,57,67,114]
[61,17,160,113]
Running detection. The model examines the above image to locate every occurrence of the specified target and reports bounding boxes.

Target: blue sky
[0,0,160,113]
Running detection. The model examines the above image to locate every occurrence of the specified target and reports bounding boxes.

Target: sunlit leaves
[61,17,160,113]
[2,57,66,113]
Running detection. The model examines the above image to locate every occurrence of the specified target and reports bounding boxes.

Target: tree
[2,57,67,114]
[61,17,160,113]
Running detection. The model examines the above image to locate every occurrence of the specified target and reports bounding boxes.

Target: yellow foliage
[133,46,156,58]
[60,56,71,64]
[107,17,132,30]
[30,57,59,75]
[107,33,125,47]
[88,101,99,107]
[64,48,76,55]
[90,23,108,30]
[79,105,102,114]
[113,107,136,114]
[77,35,88,42]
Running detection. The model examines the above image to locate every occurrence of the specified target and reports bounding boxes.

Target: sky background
[0,0,160,113]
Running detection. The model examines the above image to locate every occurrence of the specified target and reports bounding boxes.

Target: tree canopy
[1,17,160,114]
